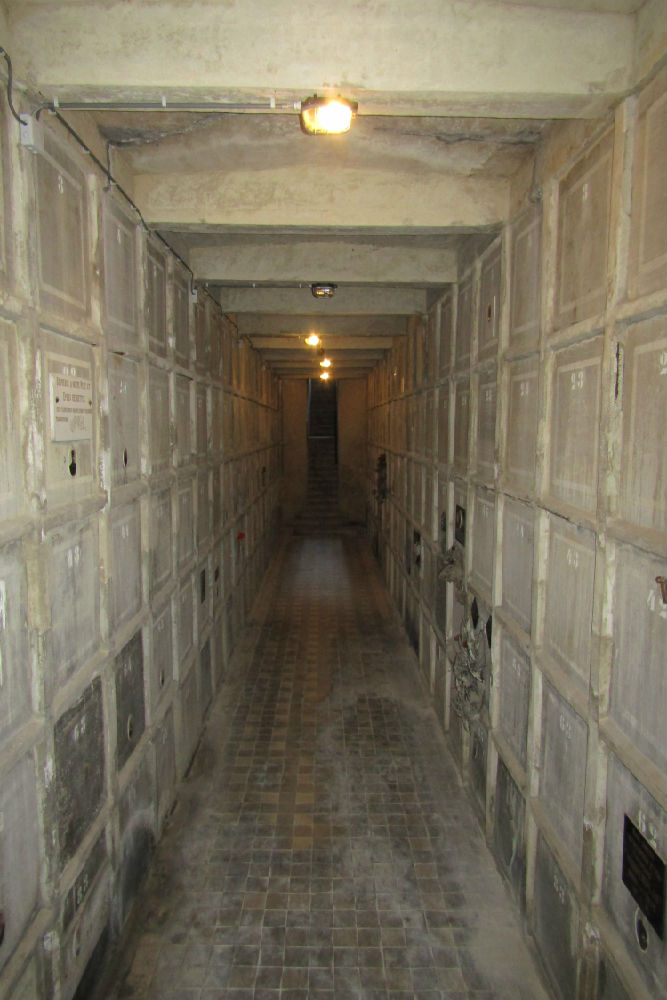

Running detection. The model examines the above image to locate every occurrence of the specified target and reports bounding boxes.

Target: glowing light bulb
[305,333,320,347]
[320,357,331,368]
[320,371,330,381]
[300,97,357,135]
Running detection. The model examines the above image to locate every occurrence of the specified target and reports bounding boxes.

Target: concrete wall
[280,379,308,521]
[0,107,281,998]
[366,69,666,1000]
[338,378,368,525]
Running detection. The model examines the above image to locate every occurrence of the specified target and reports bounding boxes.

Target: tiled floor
[107,535,550,1000]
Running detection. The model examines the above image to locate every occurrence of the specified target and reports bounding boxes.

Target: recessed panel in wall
[150,600,173,718]
[177,481,194,570]
[455,277,472,370]
[148,364,170,475]
[0,322,19,520]
[114,630,146,770]
[425,390,435,460]
[549,337,603,513]
[60,832,106,937]
[628,74,667,299]
[108,354,140,487]
[110,502,142,631]
[146,243,167,356]
[211,386,222,456]
[555,130,613,328]
[478,243,501,361]
[540,679,588,865]
[210,309,222,380]
[0,544,31,750]
[115,749,155,928]
[501,499,534,634]
[196,383,208,458]
[494,759,526,906]
[439,293,453,378]
[102,197,137,348]
[149,487,172,596]
[437,384,450,466]
[176,659,200,776]
[544,515,595,686]
[60,868,109,1000]
[405,396,414,455]
[174,374,191,467]
[414,392,425,457]
[154,706,175,828]
[610,545,667,772]
[533,834,579,1000]
[505,357,538,495]
[35,131,88,321]
[200,636,213,712]
[471,487,494,599]
[423,467,434,540]
[413,462,423,525]
[617,314,666,534]
[47,519,100,686]
[476,369,496,481]
[173,268,190,368]
[54,677,105,865]
[212,464,222,534]
[498,632,530,768]
[510,206,541,350]
[197,468,211,548]
[602,753,666,997]
[453,379,470,475]
[194,299,210,376]
[177,575,194,666]
[0,753,40,967]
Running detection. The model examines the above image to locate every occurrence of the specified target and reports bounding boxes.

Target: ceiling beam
[9,0,635,118]
[135,167,509,231]
[237,314,407,338]
[217,285,429,315]
[248,335,395,351]
[195,242,457,287]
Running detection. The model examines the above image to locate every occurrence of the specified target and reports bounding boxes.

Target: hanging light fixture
[305,333,321,346]
[320,370,330,381]
[319,357,331,369]
[311,282,337,298]
[300,95,358,135]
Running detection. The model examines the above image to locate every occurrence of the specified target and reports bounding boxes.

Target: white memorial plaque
[48,357,93,442]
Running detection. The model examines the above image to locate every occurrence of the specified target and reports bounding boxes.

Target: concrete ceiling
[4,0,663,377]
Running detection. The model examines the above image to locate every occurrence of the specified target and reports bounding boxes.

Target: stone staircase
[292,380,356,535]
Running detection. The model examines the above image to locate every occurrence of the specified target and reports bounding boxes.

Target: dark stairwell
[293,379,353,534]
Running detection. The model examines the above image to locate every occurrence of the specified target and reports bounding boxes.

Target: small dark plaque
[622,814,666,940]
[455,505,466,546]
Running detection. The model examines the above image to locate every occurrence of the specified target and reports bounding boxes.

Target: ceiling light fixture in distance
[320,370,330,381]
[305,333,321,346]
[320,357,331,368]
[300,95,358,135]
[311,282,337,298]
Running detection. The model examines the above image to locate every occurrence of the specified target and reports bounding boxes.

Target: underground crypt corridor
[0,5,665,1000]
[98,531,550,1000]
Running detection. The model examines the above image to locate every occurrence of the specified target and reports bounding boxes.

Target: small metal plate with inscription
[622,814,665,939]
[48,355,93,442]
